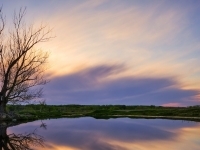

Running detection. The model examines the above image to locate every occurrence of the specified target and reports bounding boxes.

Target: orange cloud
[13,0,200,90]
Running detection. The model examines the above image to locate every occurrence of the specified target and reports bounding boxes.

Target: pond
[4,117,200,150]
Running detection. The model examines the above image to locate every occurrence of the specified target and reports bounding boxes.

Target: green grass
[5,104,200,121]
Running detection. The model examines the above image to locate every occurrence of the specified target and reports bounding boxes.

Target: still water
[5,117,200,150]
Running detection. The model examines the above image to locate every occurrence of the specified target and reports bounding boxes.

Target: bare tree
[0,122,45,149]
[0,7,52,114]
[1,129,44,150]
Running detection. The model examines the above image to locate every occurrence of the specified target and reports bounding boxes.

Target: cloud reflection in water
[7,118,200,150]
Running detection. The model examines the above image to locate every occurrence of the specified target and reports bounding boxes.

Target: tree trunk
[0,125,8,149]
[0,125,7,138]
[0,102,6,114]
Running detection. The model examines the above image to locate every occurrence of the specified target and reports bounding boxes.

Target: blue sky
[2,0,200,106]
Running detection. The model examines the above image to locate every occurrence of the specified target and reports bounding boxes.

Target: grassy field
[6,104,200,121]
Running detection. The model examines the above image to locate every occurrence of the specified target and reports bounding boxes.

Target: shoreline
[1,114,200,122]
[60,114,200,122]
[2,104,200,122]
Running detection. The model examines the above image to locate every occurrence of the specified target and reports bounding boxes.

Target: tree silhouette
[0,122,45,150]
[0,7,52,114]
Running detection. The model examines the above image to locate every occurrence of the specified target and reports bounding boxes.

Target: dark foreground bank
[3,104,200,122]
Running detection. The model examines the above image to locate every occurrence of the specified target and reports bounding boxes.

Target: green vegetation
[5,104,200,121]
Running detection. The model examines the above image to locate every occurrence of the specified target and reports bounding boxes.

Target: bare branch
[0,7,52,109]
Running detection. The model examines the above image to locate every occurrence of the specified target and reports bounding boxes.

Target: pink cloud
[162,103,183,107]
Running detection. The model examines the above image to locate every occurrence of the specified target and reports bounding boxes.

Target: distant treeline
[6,104,200,121]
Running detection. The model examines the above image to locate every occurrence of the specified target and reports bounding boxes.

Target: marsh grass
[5,104,200,121]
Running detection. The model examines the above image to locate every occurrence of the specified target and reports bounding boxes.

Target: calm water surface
[6,117,200,150]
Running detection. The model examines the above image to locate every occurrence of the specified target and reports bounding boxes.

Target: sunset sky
[2,0,200,106]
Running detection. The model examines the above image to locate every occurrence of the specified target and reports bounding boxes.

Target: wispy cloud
[36,0,200,90]
[2,0,200,105]
[45,64,200,106]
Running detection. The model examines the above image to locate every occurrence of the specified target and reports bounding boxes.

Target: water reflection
[7,118,200,150]
[0,122,44,150]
